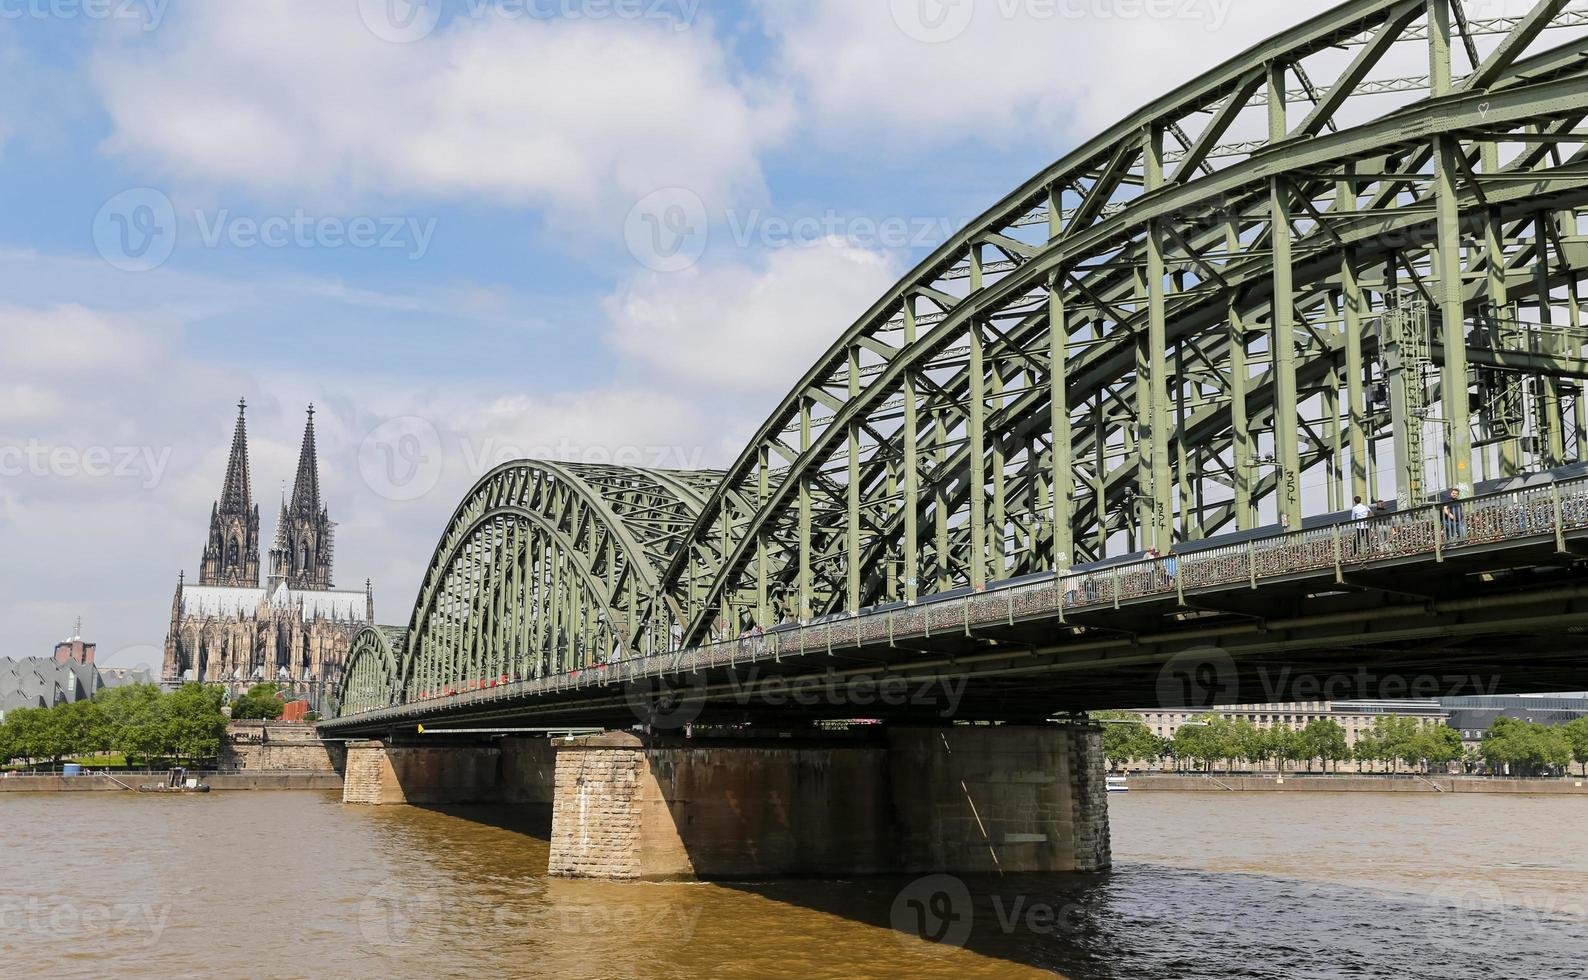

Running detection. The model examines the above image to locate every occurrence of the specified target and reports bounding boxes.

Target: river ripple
[1,790,1584,978]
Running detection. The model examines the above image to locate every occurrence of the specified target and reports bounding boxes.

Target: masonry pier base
[548,724,1111,880]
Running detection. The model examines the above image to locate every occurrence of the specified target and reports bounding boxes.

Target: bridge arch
[396,461,724,701]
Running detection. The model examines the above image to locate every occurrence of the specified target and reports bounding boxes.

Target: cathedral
[161,401,374,705]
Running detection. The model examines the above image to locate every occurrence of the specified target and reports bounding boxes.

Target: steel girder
[650,0,1588,646]
[334,0,1588,718]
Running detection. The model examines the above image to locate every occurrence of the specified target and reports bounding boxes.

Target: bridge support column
[342,738,555,807]
[547,725,1109,880]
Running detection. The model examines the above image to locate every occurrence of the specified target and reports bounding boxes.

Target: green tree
[97,684,165,764]
[1301,719,1349,773]
[1228,719,1266,772]
[4,706,71,768]
[1096,711,1163,769]
[1562,717,1588,777]
[1172,718,1224,773]
[1266,726,1307,774]
[230,683,286,721]
[162,684,228,762]
[1483,717,1574,776]
[1411,726,1464,773]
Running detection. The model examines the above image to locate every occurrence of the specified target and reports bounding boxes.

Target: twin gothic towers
[201,399,335,593]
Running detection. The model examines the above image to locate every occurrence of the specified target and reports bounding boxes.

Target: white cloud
[0,304,164,373]
[92,2,788,229]
[761,0,1339,148]
[604,240,901,393]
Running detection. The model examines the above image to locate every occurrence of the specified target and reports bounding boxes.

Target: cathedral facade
[161,401,373,706]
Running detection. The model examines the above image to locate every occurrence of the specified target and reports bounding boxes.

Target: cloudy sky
[0,0,1353,666]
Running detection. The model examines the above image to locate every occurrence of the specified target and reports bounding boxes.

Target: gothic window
[228,537,240,566]
[301,542,311,572]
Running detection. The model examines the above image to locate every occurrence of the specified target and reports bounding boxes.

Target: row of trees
[1100,712,1588,776]
[1481,716,1588,776]
[0,683,242,769]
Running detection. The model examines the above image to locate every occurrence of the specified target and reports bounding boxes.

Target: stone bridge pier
[343,724,1109,880]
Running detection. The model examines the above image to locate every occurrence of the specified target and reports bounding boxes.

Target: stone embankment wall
[222,721,346,772]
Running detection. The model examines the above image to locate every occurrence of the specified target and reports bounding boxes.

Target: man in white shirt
[1351,495,1371,554]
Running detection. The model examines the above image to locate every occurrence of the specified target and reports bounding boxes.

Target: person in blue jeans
[1443,488,1466,543]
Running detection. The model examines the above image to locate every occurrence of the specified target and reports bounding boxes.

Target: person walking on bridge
[1443,488,1466,544]
[1351,495,1371,555]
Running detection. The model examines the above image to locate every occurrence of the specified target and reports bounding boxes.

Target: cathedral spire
[219,398,252,514]
[274,404,335,590]
[198,398,262,587]
[289,404,322,518]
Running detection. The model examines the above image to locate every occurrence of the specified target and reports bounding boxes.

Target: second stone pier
[547,724,1110,880]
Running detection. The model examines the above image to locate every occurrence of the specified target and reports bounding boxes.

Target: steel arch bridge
[331,0,1588,722]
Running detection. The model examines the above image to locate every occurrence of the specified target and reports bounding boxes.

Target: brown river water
[1,790,1585,979]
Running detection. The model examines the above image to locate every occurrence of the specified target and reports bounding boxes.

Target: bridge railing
[349,474,1588,719]
[649,474,1588,677]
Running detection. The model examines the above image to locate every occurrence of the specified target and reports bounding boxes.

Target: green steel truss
[338,0,1588,714]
